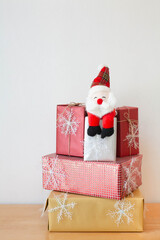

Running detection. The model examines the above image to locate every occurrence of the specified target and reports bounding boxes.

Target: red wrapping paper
[42,153,142,200]
[56,104,85,157]
[116,106,139,157]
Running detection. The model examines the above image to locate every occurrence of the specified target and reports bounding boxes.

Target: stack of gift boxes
[42,67,143,232]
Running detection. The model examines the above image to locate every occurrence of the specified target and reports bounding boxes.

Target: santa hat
[89,66,110,96]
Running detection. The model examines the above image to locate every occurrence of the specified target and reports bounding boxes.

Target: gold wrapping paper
[46,189,143,232]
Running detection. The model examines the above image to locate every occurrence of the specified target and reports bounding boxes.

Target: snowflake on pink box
[42,156,65,189]
[57,109,80,136]
[122,157,141,195]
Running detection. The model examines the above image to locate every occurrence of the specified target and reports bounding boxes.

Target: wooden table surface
[0,203,160,240]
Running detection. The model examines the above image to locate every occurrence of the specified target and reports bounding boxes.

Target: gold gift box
[46,189,143,232]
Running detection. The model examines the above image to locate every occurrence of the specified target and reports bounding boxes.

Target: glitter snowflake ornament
[48,193,77,223]
[57,109,80,136]
[107,199,135,226]
[42,156,65,189]
[122,157,142,195]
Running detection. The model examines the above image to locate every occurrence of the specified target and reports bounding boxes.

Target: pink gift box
[42,153,142,200]
[56,104,85,157]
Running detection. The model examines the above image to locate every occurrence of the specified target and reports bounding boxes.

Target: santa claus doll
[86,66,116,139]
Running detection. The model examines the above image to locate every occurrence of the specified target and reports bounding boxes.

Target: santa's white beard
[86,92,116,118]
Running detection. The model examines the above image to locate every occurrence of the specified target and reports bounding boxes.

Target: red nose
[97,98,103,105]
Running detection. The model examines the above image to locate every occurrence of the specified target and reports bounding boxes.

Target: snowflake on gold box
[106,199,135,226]
[48,193,77,223]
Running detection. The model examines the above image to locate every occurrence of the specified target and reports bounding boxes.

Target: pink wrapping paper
[42,154,142,200]
[56,105,85,157]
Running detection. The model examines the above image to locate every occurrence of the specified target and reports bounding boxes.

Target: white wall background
[0,0,160,204]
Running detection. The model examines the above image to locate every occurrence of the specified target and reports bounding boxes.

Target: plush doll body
[86,66,116,138]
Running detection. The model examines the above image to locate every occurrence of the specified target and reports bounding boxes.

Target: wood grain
[0,203,160,240]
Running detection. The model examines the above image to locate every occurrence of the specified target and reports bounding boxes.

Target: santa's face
[91,90,110,105]
[86,88,116,118]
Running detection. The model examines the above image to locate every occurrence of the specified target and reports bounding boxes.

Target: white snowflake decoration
[122,157,141,195]
[57,109,80,136]
[83,135,111,161]
[43,156,65,189]
[107,199,135,226]
[124,123,139,150]
[48,193,77,223]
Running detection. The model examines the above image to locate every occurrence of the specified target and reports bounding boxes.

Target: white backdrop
[0,0,160,204]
